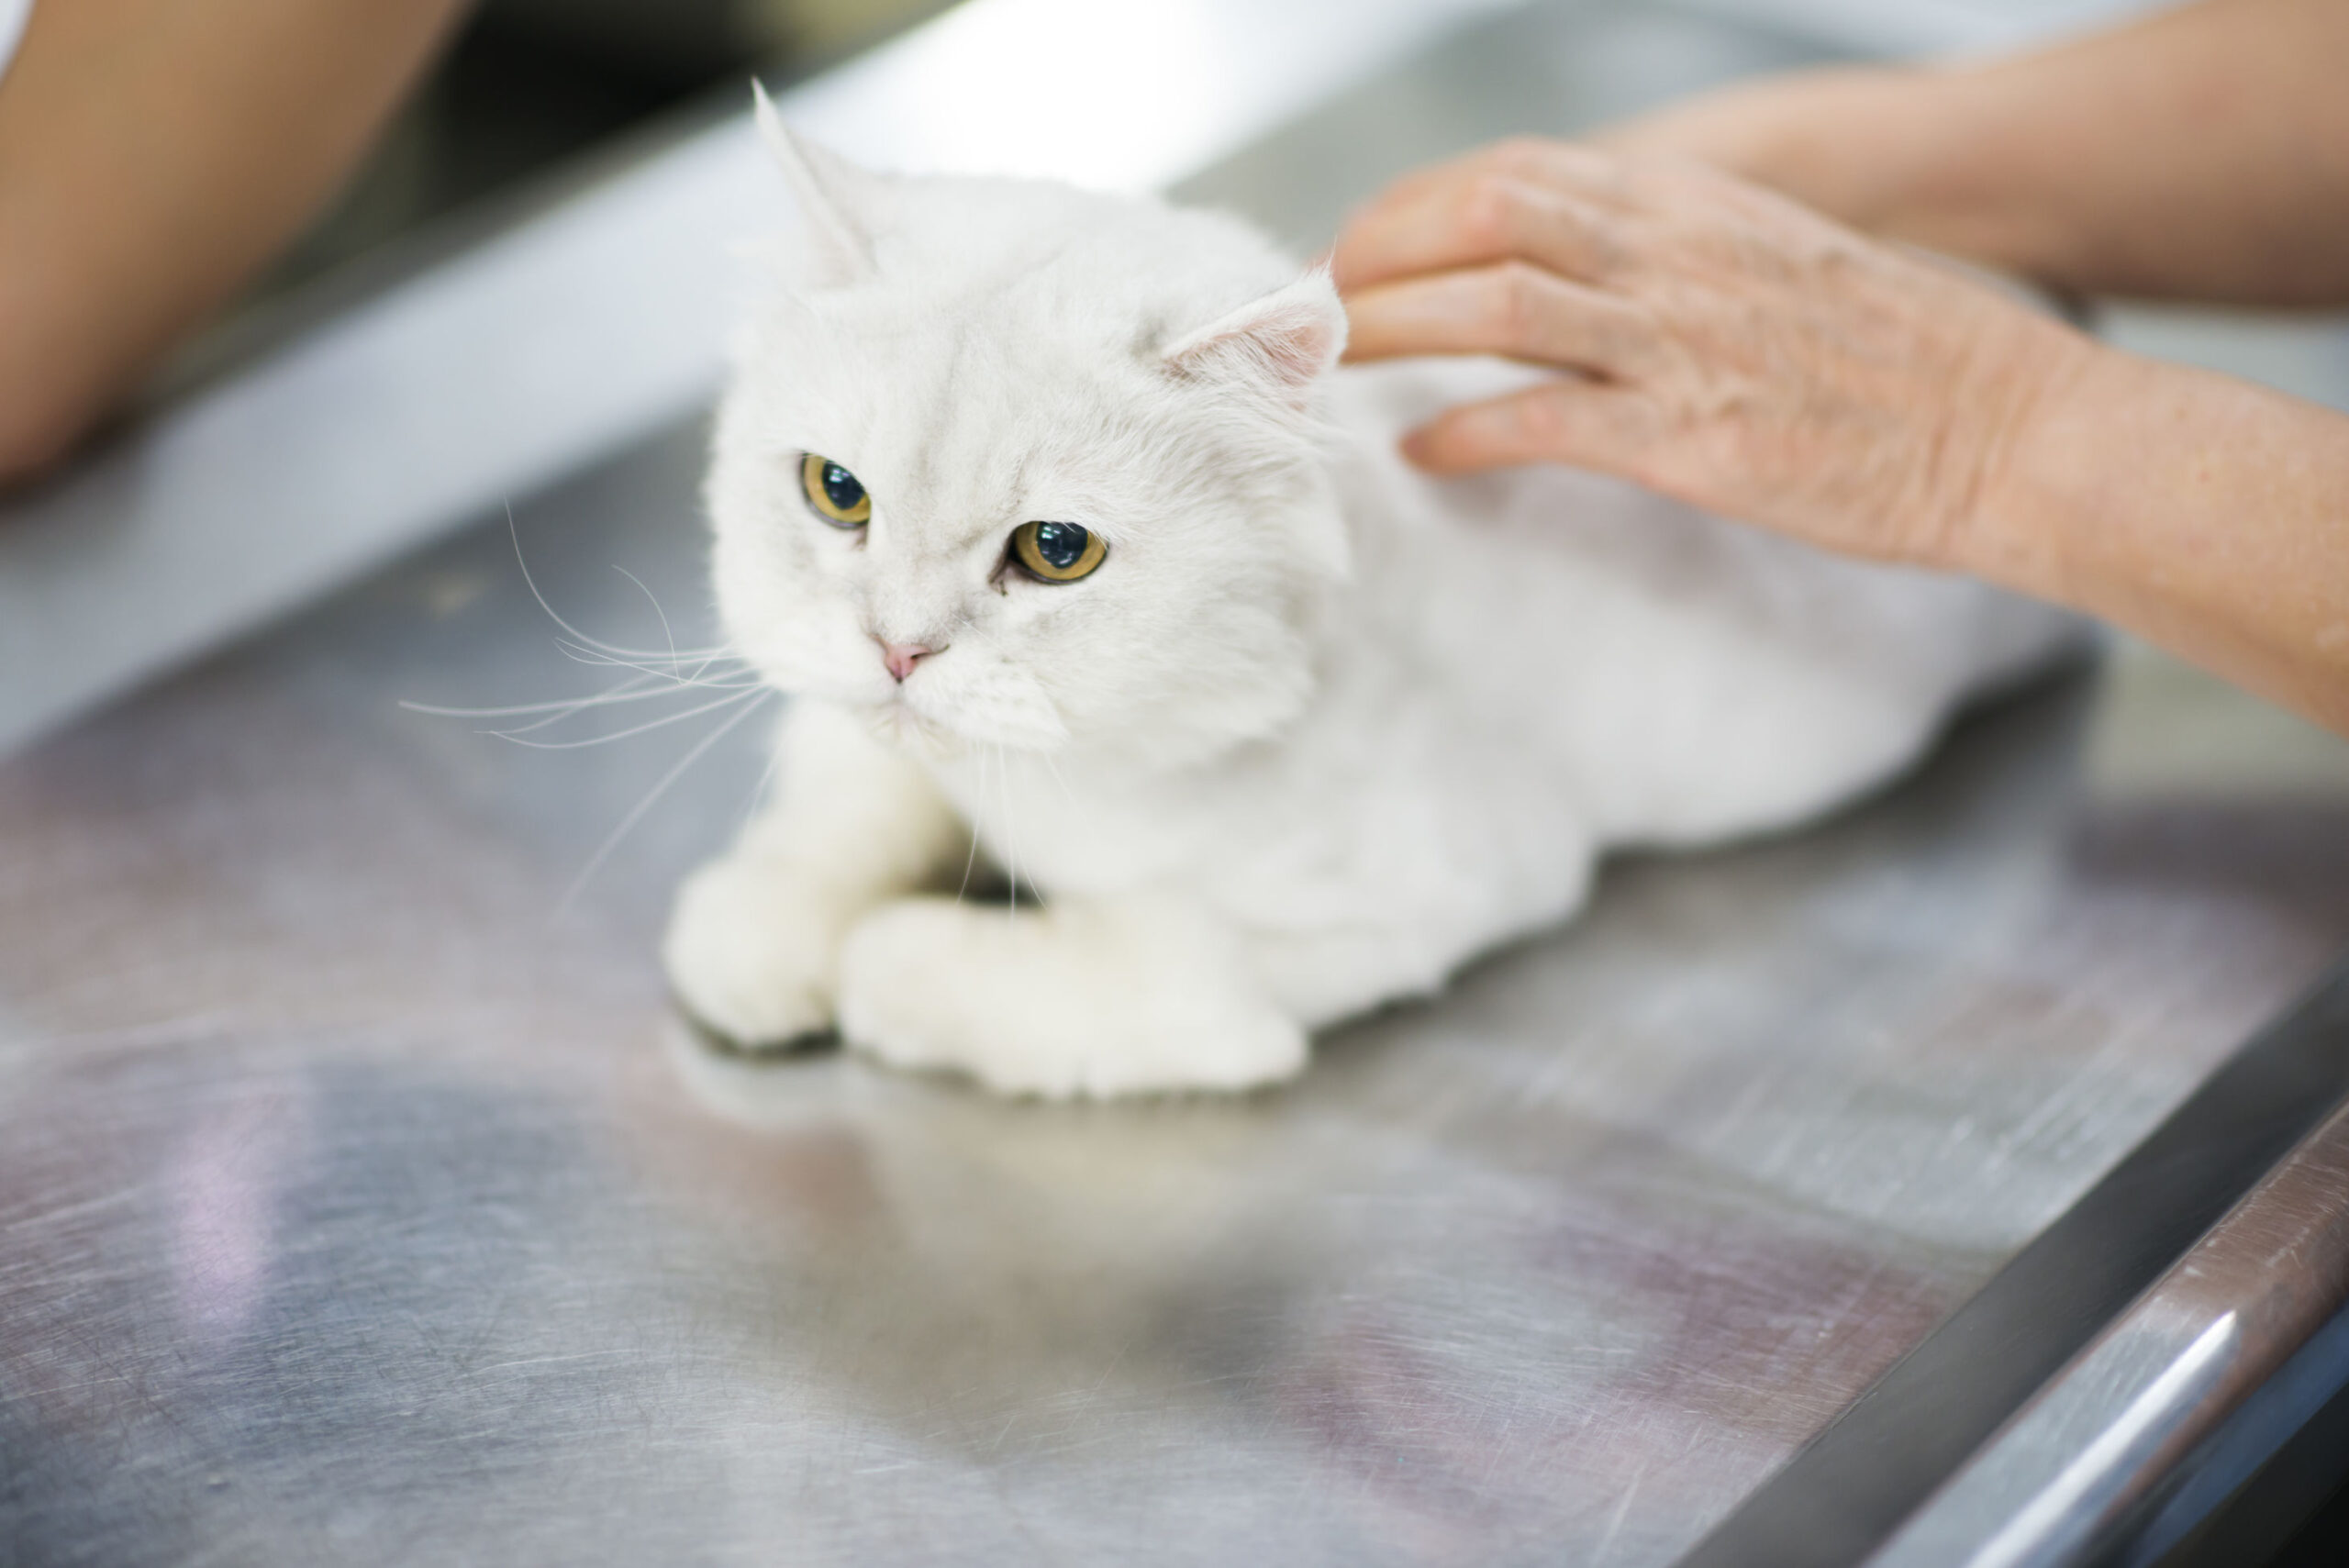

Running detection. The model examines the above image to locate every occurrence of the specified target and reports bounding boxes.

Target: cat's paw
[662,854,852,1051]
[835,898,1308,1098]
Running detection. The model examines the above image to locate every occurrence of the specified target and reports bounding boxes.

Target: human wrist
[1943,329,2349,733]
[1939,321,2117,603]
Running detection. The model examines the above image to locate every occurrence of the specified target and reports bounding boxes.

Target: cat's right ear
[1161,269,1348,407]
[752,83,876,286]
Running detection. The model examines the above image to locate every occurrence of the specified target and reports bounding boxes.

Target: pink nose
[879,641,934,683]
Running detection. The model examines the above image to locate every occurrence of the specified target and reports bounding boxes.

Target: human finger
[1398,378,1661,478]
[1341,261,1654,374]
[1330,167,1620,295]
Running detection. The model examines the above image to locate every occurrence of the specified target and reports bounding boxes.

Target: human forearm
[1334,140,2349,737]
[1965,345,2349,729]
[0,0,472,483]
[1598,0,2349,306]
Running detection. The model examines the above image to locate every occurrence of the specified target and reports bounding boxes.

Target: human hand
[1330,138,2093,572]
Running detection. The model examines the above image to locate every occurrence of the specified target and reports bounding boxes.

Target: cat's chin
[861,703,957,757]
[796,674,1309,774]
[850,700,1050,764]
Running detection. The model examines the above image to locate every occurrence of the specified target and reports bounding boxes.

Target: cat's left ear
[1162,269,1348,406]
[752,83,876,285]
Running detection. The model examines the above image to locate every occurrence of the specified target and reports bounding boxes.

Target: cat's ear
[1162,269,1348,405]
[752,83,876,285]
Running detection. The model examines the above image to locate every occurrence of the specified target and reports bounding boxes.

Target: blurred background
[270,0,946,289]
[254,0,2150,296]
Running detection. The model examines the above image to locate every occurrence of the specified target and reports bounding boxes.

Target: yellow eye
[801,453,872,527]
[1009,520,1107,583]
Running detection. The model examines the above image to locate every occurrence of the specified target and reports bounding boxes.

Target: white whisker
[612,564,678,671]
[403,672,683,721]
[557,689,775,913]
[490,687,765,751]
[402,649,754,742]
[954,749,985,904]
[1038,750,1082,815]
[734,709,789,835]
[507,505,731,662]
[551,639,754,689]
[993,741,1021,919]
[494,673,759,735]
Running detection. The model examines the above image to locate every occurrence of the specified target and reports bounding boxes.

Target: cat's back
[1319,360,2074,844]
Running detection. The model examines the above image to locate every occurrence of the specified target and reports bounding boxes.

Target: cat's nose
[877,640,936,683]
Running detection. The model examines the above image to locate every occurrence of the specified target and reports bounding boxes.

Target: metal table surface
[6,4,2349,1565]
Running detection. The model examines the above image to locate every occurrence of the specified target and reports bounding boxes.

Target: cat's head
[705,96,1351,769]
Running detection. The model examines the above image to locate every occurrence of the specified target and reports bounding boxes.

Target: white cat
[662,99,2073,1098]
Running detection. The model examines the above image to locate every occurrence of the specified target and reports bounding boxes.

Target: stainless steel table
[6,4,2349,1565]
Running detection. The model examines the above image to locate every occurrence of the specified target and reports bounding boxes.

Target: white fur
[663,119,2074,1097]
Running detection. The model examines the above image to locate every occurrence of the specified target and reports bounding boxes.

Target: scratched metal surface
[6,5,2349,1566]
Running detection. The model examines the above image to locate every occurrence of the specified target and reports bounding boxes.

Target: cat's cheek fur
[703,474,857,701]
[898,650,1066,750]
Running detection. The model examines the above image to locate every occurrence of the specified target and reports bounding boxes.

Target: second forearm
[1960,343,2349,731]
[1613,0,2349,307]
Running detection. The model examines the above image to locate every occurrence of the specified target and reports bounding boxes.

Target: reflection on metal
[1677,944,2349,1568]
[1954,1317,2241,1568]
[0,0,1520,759]
[1871,1029,2349,1568]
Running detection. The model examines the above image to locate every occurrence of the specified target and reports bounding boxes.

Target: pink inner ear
[1163,272,1348,394]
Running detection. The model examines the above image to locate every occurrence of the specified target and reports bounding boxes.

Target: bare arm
[0,0,472,484]
[1989,336,2349,728]
[1332,144,2349,734]
[1596,0,2349,306]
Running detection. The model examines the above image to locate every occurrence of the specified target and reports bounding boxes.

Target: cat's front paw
[662,854,853,1051]
[835,897,1308,1098]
